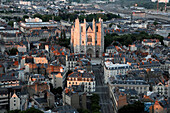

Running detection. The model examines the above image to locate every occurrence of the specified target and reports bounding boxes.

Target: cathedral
[71,18,104,57]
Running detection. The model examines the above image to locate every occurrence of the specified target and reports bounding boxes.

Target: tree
[41,26,48,29]
[153,21,158,26]
[8,21,14,27]
[63,30,66,39]
[23,15,29,19]
[77,109,90,113]
[104,32,164,49]
[90,94,101,113]
[56,87,63,95]
[8,110,20,113]
[24,107,43,113]
[51,87,63,96]
[9,48,18,55]
[118,101,145,113]
[8,107,43,113]
[39,38,47,41]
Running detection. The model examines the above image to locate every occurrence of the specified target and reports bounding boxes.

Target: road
[0,13,24,18]
[93,65,115,113]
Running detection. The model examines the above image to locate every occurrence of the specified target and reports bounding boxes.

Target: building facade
[104,61,130,84]
[10,92,20,110]
[62,88,87,109]
[67,69,95,93]
[109,80,150,94]
[71,18,104,57]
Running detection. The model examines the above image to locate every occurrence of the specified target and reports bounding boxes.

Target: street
[93,65,115,113]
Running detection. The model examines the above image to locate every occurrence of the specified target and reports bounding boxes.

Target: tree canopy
[104,32,164,49]
[8,21,14,27]
[118,101,146,113]
[90,94,101,113]
[33,13,120,22]
[8,107,43,113]
[9,48,18,55]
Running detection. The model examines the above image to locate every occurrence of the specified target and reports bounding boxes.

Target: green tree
[9,48,18,55]
[63,30,66,39]
[77,109,90,113]
[153,21,158,26]
[8,110,20,113]
[51,87,63,96]
[118,101,145,113]
[8,107,43,113]
[90,94,101,113]
[23,15,29,19]
[8,21,14,27]
[39,38,47,41]
[104,32,164,48]
[24,107,43,113]
[33,13,43,19]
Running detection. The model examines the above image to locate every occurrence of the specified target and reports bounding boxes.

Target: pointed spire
[92,18,95,25]
[99,17,103,22]
[84,18,86,23]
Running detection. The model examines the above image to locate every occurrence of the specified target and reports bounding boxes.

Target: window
[87,35,92,42]
[96,26,98,32]
[14,104,16,106]
[82,41,84,44]
[81,26,83,32]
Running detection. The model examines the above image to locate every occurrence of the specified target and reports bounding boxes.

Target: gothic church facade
[71,18,104,57]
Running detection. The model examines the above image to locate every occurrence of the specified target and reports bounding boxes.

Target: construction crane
[165,0,167,12]
[157,0,159,13]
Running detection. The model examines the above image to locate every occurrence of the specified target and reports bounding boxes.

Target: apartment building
[104,61,130,84]
[67,69,95,93]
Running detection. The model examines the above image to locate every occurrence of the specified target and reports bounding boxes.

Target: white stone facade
[104,61,130,84]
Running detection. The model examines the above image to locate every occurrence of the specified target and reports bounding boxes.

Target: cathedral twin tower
[71,18,104,58]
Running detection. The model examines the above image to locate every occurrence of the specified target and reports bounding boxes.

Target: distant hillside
[115,0,170,9]
[67,0,89,3]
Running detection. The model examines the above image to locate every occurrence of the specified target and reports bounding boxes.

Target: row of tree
[90,94,101,113]
[8,107,43,113]
[118,101,146,113]
[5,48,18,55]
[104,32,164,49]
[32,12,120,22]
[78,94,101,113]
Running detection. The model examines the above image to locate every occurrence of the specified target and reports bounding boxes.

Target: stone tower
[71,18,104,57]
